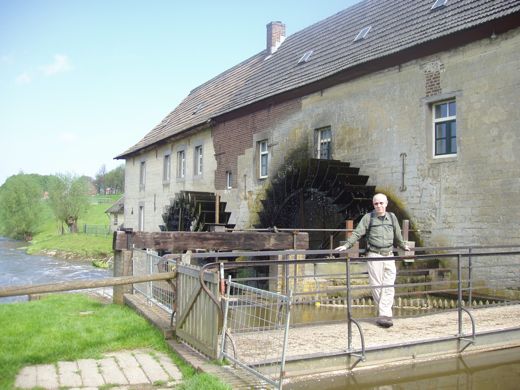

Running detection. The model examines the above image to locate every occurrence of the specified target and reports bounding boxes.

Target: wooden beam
[114,231,309,251]
[0,272,177,298]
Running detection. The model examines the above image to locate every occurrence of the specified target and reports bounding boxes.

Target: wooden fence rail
[0,272,176,298]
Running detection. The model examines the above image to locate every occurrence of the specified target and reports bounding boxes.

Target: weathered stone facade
[216,29,519,246]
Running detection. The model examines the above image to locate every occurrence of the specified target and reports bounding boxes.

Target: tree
[0,174,44,240]
[47,174,90,234]
[94,164,107,194]
[104,164,125,194]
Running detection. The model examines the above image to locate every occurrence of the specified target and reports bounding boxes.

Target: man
[336,193,410,328]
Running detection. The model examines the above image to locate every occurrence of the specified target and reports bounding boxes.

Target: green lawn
[27,195,119,260]
[0,294,230,390]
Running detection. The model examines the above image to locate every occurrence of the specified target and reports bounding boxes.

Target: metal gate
[132,249,175,313]
[220,279,292,390]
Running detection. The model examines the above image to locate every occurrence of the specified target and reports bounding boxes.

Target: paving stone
[14,365,37,389]
[77,358,105,387]
[157,352,183,381]
[134,351,170,383]
[109,351,149,384]
[58,361,82,388]
[68,387,99,390]
[36,364,59,389]
[99,357,128,385]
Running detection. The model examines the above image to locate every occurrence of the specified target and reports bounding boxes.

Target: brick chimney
[266,21,286,54]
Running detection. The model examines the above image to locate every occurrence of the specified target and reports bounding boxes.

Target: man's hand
[404,245,410,251]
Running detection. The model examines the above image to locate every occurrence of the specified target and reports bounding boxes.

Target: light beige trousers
[367,252,396,318]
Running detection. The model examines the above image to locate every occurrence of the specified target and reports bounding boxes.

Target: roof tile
[117,0,520,158]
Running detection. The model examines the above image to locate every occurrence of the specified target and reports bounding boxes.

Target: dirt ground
[228,304,520,364]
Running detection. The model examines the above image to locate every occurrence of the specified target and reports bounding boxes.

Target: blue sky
[0,0,361,186]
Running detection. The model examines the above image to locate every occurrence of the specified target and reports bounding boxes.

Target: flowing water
[0,236,111,303]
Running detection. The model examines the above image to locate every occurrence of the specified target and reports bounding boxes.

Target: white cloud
[15,72,32,84]
[41,54,72,76]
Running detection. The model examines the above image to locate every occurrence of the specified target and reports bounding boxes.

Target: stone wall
[124,127,215,232]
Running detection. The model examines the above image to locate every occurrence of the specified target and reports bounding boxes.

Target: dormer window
[431,0,448,10]
[298,50,314,64]
[354,26,371,42]
[192,102,205,115]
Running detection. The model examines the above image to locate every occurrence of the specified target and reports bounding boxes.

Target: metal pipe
[457,253,463,336]
[468,247,473,306]
[347,255,352,351]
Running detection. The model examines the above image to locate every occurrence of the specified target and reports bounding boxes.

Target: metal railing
[126,244,520,388]
[220,279,291,390]
[132,249,175,314]
[82,224,110,236]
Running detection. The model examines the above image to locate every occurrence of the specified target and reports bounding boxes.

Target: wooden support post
[345,220,359,257]
[402,219,410,241]
[346,220,353,240]
[113,230,134,305]
[113,249,133,305]
[215,194,220,224]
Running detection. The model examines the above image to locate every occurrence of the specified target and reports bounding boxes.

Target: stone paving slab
[14,349,182,389]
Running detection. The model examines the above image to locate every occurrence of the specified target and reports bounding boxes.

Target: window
[139,161,146,190]
[177,150,185,178]
[354,26,371,42]
[113,214,118,226]
[298,50,313,64]
[195,145,203,175]
[226,171,233,189]
[433,100,457,156]
[431,0,448,10]
[163,154,171,182]
[316,127,332,159]
[138,205,145,231]
[258,140,269,179]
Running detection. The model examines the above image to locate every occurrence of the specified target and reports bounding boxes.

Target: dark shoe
[376,316,393,328]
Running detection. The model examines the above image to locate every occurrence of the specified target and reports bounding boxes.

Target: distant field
[27,194,121,260]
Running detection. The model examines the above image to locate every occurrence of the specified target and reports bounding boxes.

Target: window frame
[432,99,457,157]
[162,153,171,183]
[194,145,203,176]
[139,160,146,191]
[176,150,186,179]
[258,140,269,179]
[226,170,233,189]
[316,126,332,160]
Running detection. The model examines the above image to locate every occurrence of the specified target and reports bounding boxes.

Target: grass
[26,195,117,260]
[0,294,230,390]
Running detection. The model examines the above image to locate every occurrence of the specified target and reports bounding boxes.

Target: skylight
[297,50,314,64]
[431,0,448,10]
[192,102,205,115]
[354,26,371,42]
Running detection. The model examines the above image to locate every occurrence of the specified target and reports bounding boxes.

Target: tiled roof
[117,0,520,158]
[105,196,124,214]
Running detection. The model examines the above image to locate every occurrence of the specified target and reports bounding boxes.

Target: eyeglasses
[373,202,386,206]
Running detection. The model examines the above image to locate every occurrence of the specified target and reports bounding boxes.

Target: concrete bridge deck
[230,304,520,380]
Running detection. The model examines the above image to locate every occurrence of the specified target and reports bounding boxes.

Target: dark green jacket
[345,211,407,250]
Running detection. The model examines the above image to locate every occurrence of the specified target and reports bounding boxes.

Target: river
[2,236,519,389]
[0,236,111,304]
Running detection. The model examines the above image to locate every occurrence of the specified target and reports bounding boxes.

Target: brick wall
[212,100,301,190]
